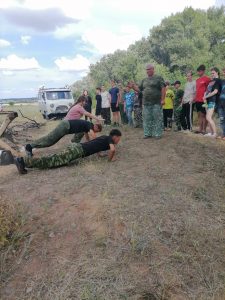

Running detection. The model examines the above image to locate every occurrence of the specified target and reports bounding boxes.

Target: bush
[8,101,15,106]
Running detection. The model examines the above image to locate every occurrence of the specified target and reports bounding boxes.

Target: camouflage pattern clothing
[24,143,84,169]
[174,89,184,130]
[119,103,128,124]
[139,75,165,105]
[71,132,85,143]
[31,120,70,148]
[143,104,163,137]
[133,93,143,128]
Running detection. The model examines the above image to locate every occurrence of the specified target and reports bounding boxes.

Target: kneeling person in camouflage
[25,120,102,157]
[15,129,122,174]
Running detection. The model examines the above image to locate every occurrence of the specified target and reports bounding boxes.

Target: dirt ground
[0,105,225,299]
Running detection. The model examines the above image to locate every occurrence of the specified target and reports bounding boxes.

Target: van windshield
[46,91,72,100]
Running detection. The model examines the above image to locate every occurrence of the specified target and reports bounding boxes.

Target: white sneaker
[204,133,212,137]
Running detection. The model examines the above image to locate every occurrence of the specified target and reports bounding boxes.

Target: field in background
[0,104,225,300]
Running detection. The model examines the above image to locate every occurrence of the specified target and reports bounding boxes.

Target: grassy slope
[0,105,225,300]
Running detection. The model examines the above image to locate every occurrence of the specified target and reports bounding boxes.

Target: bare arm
[84,111,104,122]
[161,87,166,105]
[84,132,90,141]
[205,89,219,99]
[88,129,96,140]
[108,144,116,161]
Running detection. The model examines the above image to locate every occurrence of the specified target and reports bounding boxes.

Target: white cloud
[0,0,93,19]
[20,35,31,44]
[0,38,11,48]
[55,54,90,72]
[0,54,40,71]
[82,25,142,54]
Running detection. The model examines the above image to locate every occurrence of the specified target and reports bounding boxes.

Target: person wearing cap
[132,64,166,139]
[163,81,174,130]
[173,80,184,131]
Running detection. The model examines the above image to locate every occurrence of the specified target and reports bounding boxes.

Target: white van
[38,86,74,119]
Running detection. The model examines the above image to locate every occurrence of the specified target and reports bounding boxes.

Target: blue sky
[0,0,219,98]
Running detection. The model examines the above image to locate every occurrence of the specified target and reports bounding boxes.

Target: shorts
[195,102,206,114]
[207,102,215,110]
[111,103,119,112]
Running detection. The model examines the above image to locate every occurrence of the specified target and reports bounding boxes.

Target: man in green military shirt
[133,64,166,138]
[173,80,184,131]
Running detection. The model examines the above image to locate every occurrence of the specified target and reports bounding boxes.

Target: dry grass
[0,105,225,299]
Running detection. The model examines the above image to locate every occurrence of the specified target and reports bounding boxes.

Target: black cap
[173,80,181,85]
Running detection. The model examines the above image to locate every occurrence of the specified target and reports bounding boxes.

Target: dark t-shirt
[109,87,119,104]
[96,95,102,108]
[219,79,225,103]
[68,120,93,134]
[81,135,114,157]
[84,96,92,112]
[206,78,221,103]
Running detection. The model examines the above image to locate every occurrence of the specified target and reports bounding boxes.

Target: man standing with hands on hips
[133,64,166,139]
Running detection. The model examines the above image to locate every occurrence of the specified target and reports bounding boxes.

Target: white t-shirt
[101,91,110,108]
[183,81,196,104]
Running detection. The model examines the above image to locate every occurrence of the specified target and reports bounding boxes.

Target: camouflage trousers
[71,132,85,143]
[31,120,70,148]
[119,103,128,124]
[174,105,182,129]
[134,107,143,128]
[143,104,163,137]
[31,120,85,148]
[24,143,84,169]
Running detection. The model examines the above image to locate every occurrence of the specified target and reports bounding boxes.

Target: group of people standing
[80,63,225,140]
[12,63,225,174]
[81,81,143,129]
[163,65,225,140]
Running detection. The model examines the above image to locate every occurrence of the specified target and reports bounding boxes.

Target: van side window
[42,93,46,100]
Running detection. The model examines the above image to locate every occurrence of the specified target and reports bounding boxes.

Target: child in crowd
[95,87,102,117]
[203,67,221,138]
[124,85,135,127]
[163,81,174,130]
[101,85,111,125]
[83,90,92,121]
[173,81,184,131]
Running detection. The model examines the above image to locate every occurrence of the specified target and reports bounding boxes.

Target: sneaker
[25,144,33,157]
[14,157,27,174]
[204,133,212,137]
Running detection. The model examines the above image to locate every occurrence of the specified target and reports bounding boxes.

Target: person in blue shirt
[109,80,120,126]
[124,85,135,127]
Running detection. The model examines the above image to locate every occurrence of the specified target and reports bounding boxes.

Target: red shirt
[195,76,211,102]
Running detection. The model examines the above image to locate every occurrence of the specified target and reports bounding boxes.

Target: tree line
[72,6,225,100]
